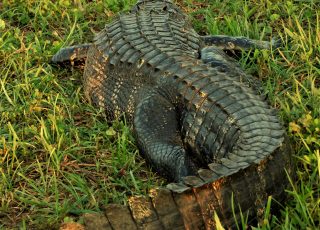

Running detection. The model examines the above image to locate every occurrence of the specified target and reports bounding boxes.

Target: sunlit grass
[1,0,319,229]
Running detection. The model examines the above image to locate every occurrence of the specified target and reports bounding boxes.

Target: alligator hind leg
[200,46,262,90]
[51,43,92,65]
[201,35,280,51]
[134,88,197,182]
[199,35,280,90]
[200,46,241,69]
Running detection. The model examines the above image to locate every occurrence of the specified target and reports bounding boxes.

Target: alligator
[52,0,293,229]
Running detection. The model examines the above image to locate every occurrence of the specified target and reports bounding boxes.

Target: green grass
[0,0,319,229]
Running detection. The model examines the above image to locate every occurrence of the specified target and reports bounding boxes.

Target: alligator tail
[82,135,292,229]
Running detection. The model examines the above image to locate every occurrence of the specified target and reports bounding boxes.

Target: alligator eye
[163,5,167,11]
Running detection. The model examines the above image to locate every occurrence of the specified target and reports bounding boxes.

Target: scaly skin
[52,0,293,228]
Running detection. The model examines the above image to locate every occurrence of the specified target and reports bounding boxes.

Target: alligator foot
[51,43,92,65]
[201,35,281,51]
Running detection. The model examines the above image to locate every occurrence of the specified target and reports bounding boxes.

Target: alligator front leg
[201,35,280,51]
[134,88,197,182]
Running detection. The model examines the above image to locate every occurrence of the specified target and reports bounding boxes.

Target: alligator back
[84,0,283,166]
